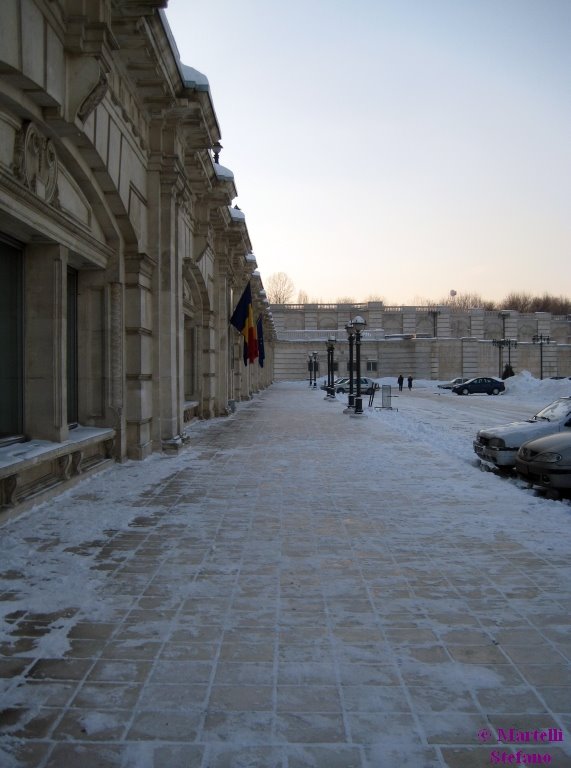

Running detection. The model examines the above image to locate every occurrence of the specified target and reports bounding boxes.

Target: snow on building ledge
[214,163,235,181]
[245,253,258,270]
[178,63,210,92]
[229,205,245,222]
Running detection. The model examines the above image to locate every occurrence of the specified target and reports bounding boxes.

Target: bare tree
[336,296,356,305]
[438,292,496,311]
[297,289,309,304]
[405,291,571,313]
[412,295,436,307]
[266,272,295,304]
[499,292,535,313]
[499,292,571,314]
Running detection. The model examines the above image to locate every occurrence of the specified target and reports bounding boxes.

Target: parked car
[336,377,378,394]
[452,377,505,396]
[438,377,470,390]
[515,432,571,493]
[474,397,571,469]
[320,377,349,391]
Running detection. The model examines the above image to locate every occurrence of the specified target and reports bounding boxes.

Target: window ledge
[0,426,115,477]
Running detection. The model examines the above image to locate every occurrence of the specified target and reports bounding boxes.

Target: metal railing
[277,329,387,342]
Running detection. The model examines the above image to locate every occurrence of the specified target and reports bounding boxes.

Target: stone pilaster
[435,308,451,337]
[469,309,485,339]
[125,253,154,459]
[402,308,416,336]
[24,244,68,442]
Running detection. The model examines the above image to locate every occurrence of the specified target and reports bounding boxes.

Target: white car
[438,377,470,390]
[336,377,377,394]
[473,397,571,469]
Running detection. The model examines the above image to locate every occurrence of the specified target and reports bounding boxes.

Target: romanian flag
[230,282,258,365]
[257,314,265,368]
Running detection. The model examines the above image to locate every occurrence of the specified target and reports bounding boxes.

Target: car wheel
[492,388,499,395]
[337,388,345,394]
[461,387,469,395]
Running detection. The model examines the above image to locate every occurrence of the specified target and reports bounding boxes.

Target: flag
[230,282,258,365]
[257,314,265,368]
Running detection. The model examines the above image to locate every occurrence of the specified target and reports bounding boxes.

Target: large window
[67,267,78,426]
[0,237,23,441]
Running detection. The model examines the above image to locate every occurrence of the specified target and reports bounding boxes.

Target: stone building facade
[272,303,571,382]
[0,0,274,511]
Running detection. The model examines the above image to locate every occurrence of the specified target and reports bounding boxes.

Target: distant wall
[273,331,571,382]
[271,303,571,381]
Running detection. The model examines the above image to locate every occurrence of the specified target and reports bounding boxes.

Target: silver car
[516,432,571,493]
[474,397,571,469]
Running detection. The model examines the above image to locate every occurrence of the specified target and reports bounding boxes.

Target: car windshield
[533,400,571,422]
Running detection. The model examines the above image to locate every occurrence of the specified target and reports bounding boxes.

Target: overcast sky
[165,0,571,305]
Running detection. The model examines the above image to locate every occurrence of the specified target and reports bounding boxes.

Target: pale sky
[165,0,571,305]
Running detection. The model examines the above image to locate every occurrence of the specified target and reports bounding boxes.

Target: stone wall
[271,304,570,381]
[272,303,571,344]
[276,339,571,382]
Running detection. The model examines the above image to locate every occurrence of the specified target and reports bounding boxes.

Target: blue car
[452,377,505,396]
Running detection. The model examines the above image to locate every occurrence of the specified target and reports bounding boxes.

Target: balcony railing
[278,329,388,341]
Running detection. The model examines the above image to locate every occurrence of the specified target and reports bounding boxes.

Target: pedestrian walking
[407,375,413,390]
[397,374,404,392]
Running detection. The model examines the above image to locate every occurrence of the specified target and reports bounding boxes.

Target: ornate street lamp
[492,338,517,378]
[533,334,550,380]
[212,141,223,163]
[499,310,509,338]
[324,336,336,399]
[307,353,314,387]
[345,321,355,410]
[507,340,516,366]
[312,351,318,388]
[352,316,366,414]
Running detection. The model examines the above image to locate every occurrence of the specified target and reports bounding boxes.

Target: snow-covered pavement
[1,375,571,768]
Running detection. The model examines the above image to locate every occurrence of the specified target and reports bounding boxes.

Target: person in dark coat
[407,375,413,390]
[397,374,404,392]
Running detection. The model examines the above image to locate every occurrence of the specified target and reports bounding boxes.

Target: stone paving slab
[1,383,571,767]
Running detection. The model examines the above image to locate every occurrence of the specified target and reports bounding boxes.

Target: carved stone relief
[12,122,60,206]
[77,70,109,122]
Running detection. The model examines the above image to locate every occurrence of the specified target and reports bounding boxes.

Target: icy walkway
[1,382,571,768]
